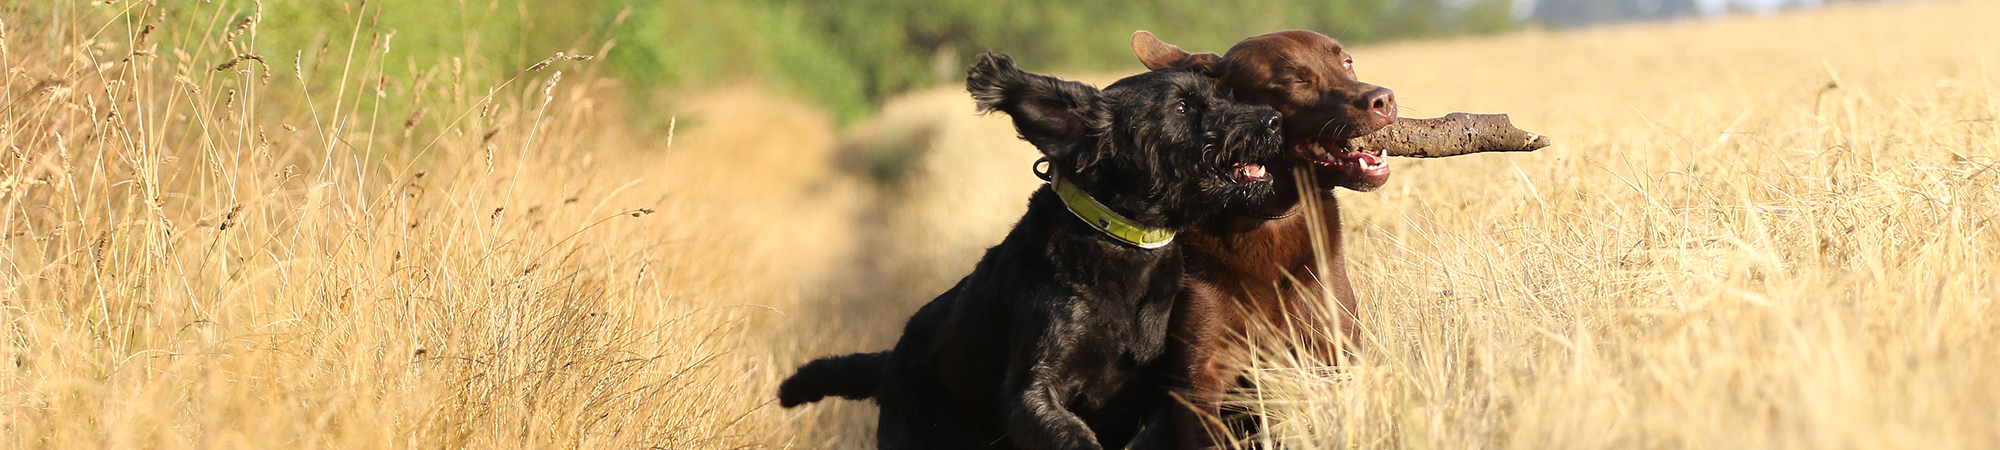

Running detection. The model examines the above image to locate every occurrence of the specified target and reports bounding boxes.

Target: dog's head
[967,53,1283,228]
[1134,30,1397,192]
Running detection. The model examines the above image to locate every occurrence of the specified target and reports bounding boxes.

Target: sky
[1512,0,1833,18]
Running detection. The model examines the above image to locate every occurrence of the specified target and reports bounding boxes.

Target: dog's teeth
[1312,143,1328,156]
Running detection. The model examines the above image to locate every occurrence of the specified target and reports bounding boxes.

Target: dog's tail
[778,351,890,407]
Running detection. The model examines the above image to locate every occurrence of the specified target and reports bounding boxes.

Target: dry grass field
[3,1,1997,449]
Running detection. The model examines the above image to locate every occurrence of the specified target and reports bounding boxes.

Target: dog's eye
[1343,58,1354,70]
[1172,101,1191,115]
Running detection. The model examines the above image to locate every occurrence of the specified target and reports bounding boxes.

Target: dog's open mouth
[1292,138,1388,178]
[1230,162,1271,184]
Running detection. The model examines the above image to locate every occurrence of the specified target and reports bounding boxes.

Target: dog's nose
[1364,88,1397,130]
[1263,112,1282,134]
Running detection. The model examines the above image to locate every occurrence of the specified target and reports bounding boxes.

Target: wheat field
[3,1,1997,449]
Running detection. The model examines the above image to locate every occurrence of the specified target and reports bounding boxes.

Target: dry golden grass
[1,3,845,448]
[5,0,1998,449]
[792,2,2000,449]
[1241,3,2000,449]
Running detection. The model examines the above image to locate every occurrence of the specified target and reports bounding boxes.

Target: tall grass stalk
[3,3,780,448]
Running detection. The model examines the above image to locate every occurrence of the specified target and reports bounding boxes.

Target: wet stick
[1352,113,1551,158]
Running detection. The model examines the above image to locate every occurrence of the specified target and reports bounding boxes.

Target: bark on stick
[1351,113,1552,158]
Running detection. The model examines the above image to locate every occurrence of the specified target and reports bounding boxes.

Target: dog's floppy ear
[1132,30,1219,74]
[967,53,1107,168]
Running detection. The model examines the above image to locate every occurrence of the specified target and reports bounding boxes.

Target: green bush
[152,0,1521,125]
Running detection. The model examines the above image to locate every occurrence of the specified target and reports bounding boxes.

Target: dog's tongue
[1353,151,1384,167]
[1240,163,1272,179]
[1297,138,1385,167]
[1233,162,1268,182]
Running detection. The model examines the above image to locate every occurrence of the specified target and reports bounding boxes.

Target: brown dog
[777,30,1400,448]
[1133,29,1395,449]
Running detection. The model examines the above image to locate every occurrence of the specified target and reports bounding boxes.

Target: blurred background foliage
[185,0,1523,125]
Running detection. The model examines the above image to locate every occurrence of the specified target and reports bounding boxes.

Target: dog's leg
[1004,312,1104,450]
[1010,381,1101,450]
[1172,356,1235,450]
[878,345,1007,449]
[1127,282,1232,450]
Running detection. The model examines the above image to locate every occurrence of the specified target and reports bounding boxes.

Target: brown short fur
[1133,29,1399,449]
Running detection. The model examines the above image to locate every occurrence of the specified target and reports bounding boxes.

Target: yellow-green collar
[1051,171,1176,249]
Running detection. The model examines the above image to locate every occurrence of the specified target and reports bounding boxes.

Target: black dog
[780,53,1283,449]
